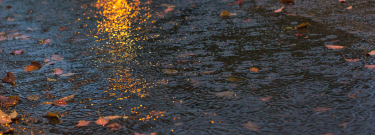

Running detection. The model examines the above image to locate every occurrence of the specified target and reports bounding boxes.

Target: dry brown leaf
[24,61,42,71]
[201,71,214,75]
[95,117,109,126]
[53,68,63,75]
[60,26,66,31]
[243,121,260,132]
[220,11,230,17]
[102,115,122,121]
[2,72,15,84]
[53,100,67,106]
[348,94,358,98]
[295,22,309,29]
[312,107,331,112]
[45,111,59,118]
[258,97,272,101]
[273,6,284,13]
[345,59,361,62]
[250,67,259,72]
[76,120,91,127]
[11,50,24,55]
[346,6,352,9]
[107,123,124,131]
[364,65,375,69]
[325,45,344,50]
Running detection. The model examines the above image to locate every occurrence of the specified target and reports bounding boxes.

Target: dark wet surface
[1,0,375,134]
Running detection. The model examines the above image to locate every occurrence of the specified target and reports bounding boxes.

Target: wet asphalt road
[1,0,375,134]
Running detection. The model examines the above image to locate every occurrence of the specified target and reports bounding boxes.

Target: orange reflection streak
[93,0,156,97]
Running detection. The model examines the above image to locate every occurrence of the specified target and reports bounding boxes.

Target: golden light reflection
[92,0,160,98]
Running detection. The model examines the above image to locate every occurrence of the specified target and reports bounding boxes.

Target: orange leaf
[273,6,283,13]
[53,99,67,106]
[107,123,124,131]
[312,107,331,112]
[43,39,52,44]
[346,6,352,9]
[76,120,91,127]
[368,50,375,55]
[295,22,309,29]
[60,26,66,31]
[345,59,361,62]
[95,117,109,126]
[45,111,59,118]
[250,67,259,72]
[364,65,375,69]
[41,101,54,105]
[348,94,358,98]
[325,45,344,49]
[24,61,42,71]
[2,72,15,84]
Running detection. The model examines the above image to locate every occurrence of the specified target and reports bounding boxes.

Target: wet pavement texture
[1,0,375,134]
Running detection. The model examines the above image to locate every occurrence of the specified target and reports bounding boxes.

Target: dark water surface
[1,0,375,134]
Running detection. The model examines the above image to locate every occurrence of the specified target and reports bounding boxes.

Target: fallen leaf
[215,91,234,98]
[339,0,346,3]
[236,0,244,6]
[258,97,272,101]
[243,121,260,132]
[312,107,331,112]
[43,39,52,44]
[250,67,259,72]
[6,5,12,9]
[27,95,40,101]
[326,45,344,49]
[53,100,67,106]
[76,120,91,127]
[2,72,15,85]
[273,6,284,13]
[165,7,174,12]
[24,61,42,71]
[58,90,77,102]
[0,110,11,124]
[284,27,293,30]
[41,102,54,105]
[295,22,309,29]
[9,111,17,119]
[51,54,63,61]
[95,117,109,126]
[368,50,375,55]
[60,73,75,76]
[0,96,18,107]
[220,11,230,17]
[281,0,295,3]
[346,6,352,10]
[44,61,58,65]
[365,65,375,69]
[11,50,24,55]
[47,78,57,82]
[323,133,335,135]
[53,68,63,75]
[162,69,178,75]
[201,71,214,75]
[226,76,243,82]
[295,33,302,36]
[103,115,122,121]
[107,123,124,131]
[45,111,59,118]
[44,58,50,63]
[60,26,66,31]
[348,94,358,98]
[345,59,361,62]
[304,36,309,38]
